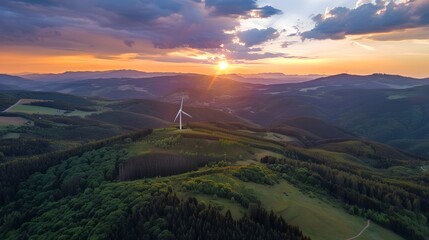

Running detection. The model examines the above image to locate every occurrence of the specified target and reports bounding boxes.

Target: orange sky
[1,46,428,78]
[0,0,428,78]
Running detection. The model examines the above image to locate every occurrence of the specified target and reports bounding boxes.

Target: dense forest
[0,138,50,156]
[261,156,429,240]
[115,194,309,240]
[0,145,309,240]
[0,129,152,203]
[1,88,427,239]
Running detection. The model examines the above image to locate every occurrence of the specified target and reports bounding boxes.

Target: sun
[218,61,229,70]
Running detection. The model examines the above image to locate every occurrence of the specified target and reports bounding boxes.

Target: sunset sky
[0,0,428,77]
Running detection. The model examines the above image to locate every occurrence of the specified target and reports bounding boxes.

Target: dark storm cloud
[0,0,283,59]
[302,0,429,40]
[237,28,279,46]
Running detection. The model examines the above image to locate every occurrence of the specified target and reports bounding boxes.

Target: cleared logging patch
[119,152,221,180]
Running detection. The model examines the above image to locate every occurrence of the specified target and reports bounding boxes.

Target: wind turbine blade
[182,111,192,118]
[180,96,184,110]
[174,110,180,122]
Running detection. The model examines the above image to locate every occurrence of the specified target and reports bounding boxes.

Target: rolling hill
[1,122,426,239]
[209,85,429,157]
[220,73,322,85]
[99,98,251,127]
[0,74,35,89]
[271,117,356,146]
[34,74,260,100]
[21,70,178,82]
[2,72,429,157]
[262,74,429,95]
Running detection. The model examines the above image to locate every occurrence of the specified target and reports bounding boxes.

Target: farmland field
[7,104,65,115]
[5,102,100,117]
[1,132,20,139]
[0,116,31,126]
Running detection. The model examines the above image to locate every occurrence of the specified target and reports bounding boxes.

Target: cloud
[281,41,297,48]
[4,0,234,49]
[231,51,285,60]
[0,0,283,62]
[123,40,135,48]
[200,0,282,18]
[220,43,305,61]
[237,28,280,46]
[352,41,375,51]
[368,26,429,41]
[257,6,283,18]
[302,0,429,40]
[355,0,373,7]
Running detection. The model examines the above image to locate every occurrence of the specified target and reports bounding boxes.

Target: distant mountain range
[1,71,429,156]
[20,70,179,82]
[1,72,427,99]
[0,74,34,87]
[19,70,323,84]
[220,73,324,84]
[267,73,429,92]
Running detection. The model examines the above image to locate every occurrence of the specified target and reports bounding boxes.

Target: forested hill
[0,134,310,240]
[1,123,427,239]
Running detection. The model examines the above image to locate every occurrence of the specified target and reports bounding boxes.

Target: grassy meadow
[7,103,100,117]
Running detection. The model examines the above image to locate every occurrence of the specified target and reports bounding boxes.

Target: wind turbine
[174,96,192,130]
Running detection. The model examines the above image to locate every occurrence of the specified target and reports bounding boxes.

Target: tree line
[113,192,310,240]
[0,141,309,240]
[119,151,222,180]
[0,129,152,203]
[261,156,429,240]
[0,138,50,157]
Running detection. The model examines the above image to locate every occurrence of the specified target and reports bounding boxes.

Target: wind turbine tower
[174,96,192,130]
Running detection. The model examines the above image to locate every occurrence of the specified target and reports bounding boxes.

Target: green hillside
[220,85,429,157]
[2,124,426,239]
[89,110,170,129]
[0,90,428,240]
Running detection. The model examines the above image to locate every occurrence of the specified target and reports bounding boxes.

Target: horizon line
[4,69,428,79]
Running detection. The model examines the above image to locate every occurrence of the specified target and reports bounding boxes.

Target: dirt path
[2,99,22,113]
[346,220,370,240]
